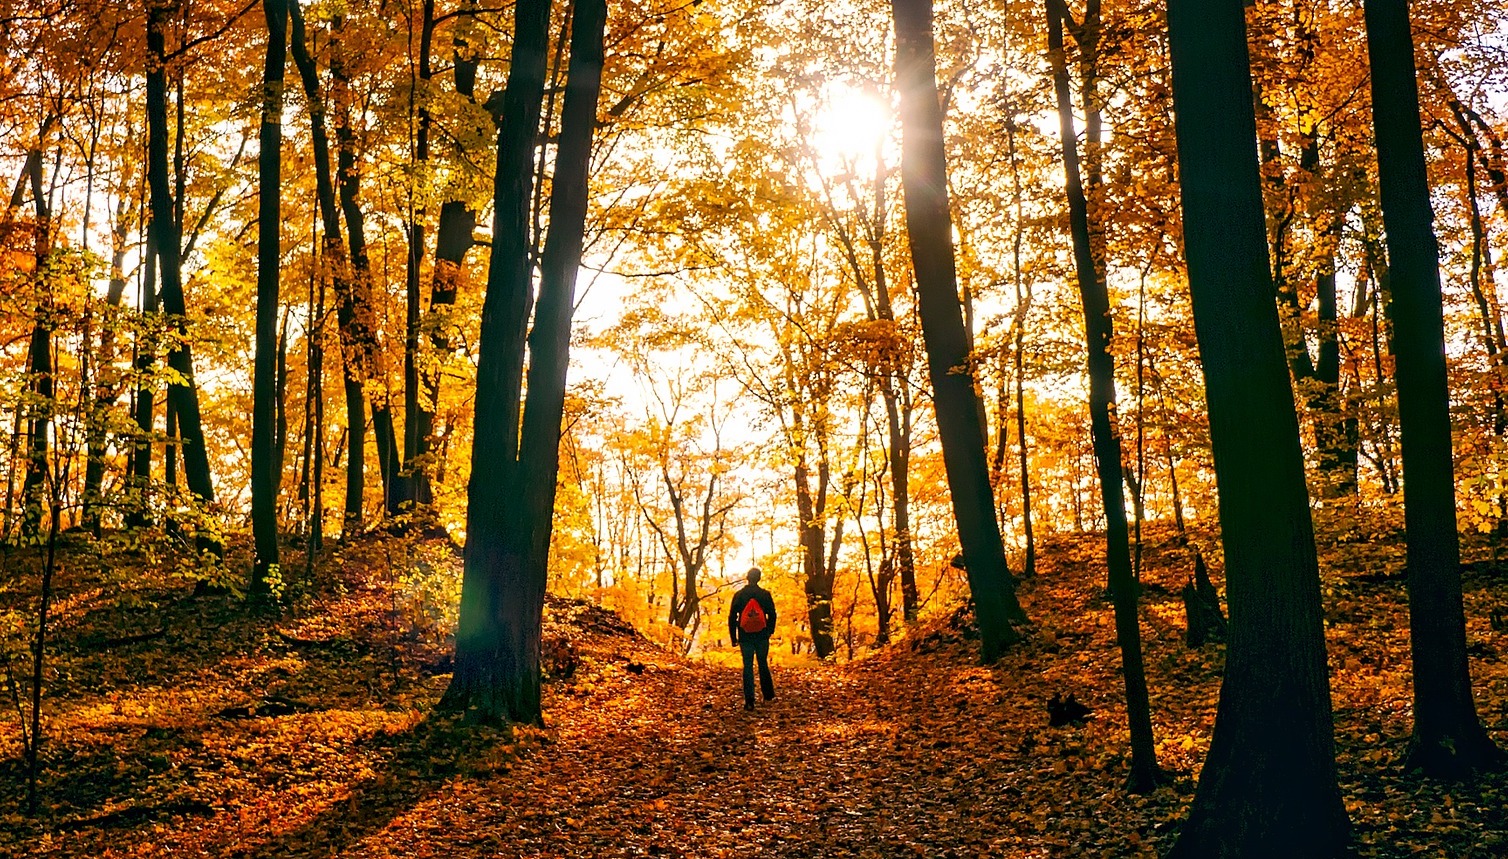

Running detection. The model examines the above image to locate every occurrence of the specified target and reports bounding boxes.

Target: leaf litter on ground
[0,525,1505,857]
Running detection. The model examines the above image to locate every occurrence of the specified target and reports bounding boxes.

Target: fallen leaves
[0,527,1504,857]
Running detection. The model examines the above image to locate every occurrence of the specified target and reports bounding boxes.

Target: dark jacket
[729,583,777,642]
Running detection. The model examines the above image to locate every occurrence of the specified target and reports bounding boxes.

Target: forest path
[329,641,1075,859]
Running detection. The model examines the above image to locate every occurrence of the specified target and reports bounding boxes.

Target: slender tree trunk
[1165,0,1349,854]
[1047,0,1159,791]
[21,150,53,538]
[82,198,133,534]
[1364,0,1507,778]
[127,242,159,530]
[795,452,836,658]
[891,0,1025,660]
[23,502,59,816]
[1004,118,1037,581]
[292,6,365,536]
[147,0,220,560]
[411,0,482,508]
[330,24,397,526]
[1312,231,1357,495]
[251,0,289,598]
[401,0,435,513]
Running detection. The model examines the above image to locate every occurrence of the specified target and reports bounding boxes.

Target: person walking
[729,567,777,710]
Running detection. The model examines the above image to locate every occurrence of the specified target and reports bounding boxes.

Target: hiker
[729,566,777,710]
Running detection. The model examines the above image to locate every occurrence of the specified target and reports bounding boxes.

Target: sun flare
[810,84,894,168]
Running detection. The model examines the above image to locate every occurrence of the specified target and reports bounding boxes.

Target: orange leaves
[7,528,1508,858]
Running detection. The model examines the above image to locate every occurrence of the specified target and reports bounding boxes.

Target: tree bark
[1363,0,1507,778]
[330,23,397,527]
[1165,0,1350,854]
[411,0,482,507]
[82,197,133,534]
[890,0,1025,660]
[442,0,557,724]
[147,0,220,560]
[127,242,159,531]
[1047,0,1160,793]
[251,0,290,598]
[290,2,360,537]
[20,143,52,539]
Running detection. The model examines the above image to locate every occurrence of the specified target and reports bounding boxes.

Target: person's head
[747,566,762,584]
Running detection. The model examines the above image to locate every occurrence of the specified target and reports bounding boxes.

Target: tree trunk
[401,0,435,513]
[1363,0,1507,778]
[20,146,52,539]
[330,23,397,527]
[251,0,290,598]
[890,0,1025,660]
[1165,0,1350,854]
[127,243,159,531]
[442,0,556,724]
[446,0,604,721]
[412,0,482,507]
[1312,236,1357,495]
[795,453,836,658]
[147,0,220,560]
[82,198,133,535]
[305,13,364,536]
[1047,0,1160,792]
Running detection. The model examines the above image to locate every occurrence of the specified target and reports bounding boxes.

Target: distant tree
[891,0,1026,660]
[1165,0,1350,854]
[17,132,53,539]
[1363,0,1507,779]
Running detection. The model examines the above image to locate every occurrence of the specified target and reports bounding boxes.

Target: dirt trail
[310,642,1070,859]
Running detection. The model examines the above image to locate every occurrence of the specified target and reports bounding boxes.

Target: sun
[809,83,894,172]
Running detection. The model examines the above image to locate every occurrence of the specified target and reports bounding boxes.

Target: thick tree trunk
[442,0,554,724]
[1363,0,1507,778]
[1165,0,1350,854]
[251,0,290,598]
[1047,0,1160,793]
[443,0,605,723]
[891,0,1025,660]
[147,0,220,560]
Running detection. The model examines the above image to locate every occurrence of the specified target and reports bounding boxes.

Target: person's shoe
[744,702,755,711]
[763,692,775,702]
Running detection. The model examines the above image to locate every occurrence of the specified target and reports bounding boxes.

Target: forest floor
[1,524,1507,858]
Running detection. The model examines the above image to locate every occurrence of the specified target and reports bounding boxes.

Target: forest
[1,0,1506,854]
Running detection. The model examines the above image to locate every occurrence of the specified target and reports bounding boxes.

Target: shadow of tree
[236,713,514,859]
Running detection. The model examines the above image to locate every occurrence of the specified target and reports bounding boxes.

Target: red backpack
[739,598,767,634]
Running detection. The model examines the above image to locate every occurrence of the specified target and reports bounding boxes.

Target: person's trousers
[739,634,774,706]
